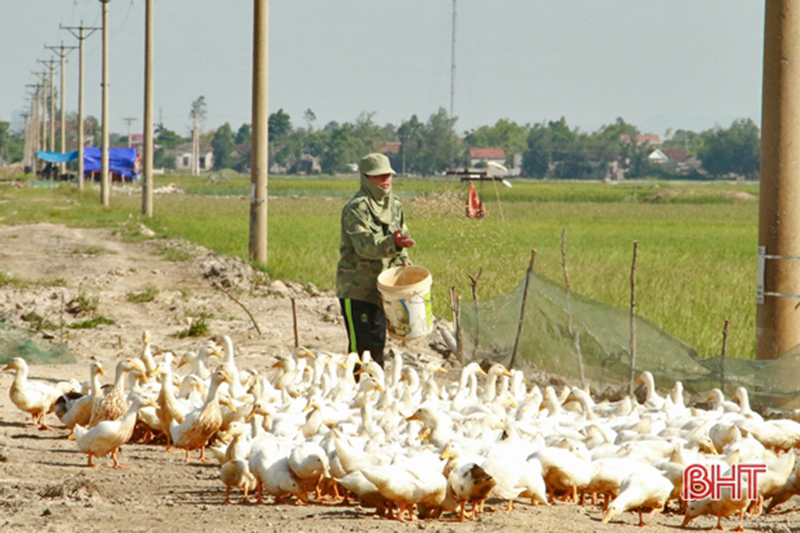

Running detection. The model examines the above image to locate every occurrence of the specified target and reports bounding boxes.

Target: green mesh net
[0,322,75,365]
[459,271,800,409]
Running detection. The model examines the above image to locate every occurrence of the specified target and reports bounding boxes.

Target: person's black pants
[339,298,386,366]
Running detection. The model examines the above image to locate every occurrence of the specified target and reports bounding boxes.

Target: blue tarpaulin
[83,147,139,181]
[35,148,140,181]
[36,150,78,163]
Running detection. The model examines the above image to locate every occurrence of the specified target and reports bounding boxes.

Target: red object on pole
[466,182,486,219]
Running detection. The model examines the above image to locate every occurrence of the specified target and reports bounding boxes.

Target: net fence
[0,322,75,365]
[459,270,800,409]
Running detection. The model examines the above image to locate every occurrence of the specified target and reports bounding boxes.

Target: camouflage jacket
[336,191,410,306]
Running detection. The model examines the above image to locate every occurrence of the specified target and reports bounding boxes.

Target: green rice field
[1,175,761,361]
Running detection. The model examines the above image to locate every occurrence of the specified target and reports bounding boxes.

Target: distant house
[373,141,401,155]
[620,134,662,146]
[648,149,670,163]
[233,143,251,159]
[658,149,702,175]
[293,154,321,175]
[469,147,506,168]
[175,142,214,171]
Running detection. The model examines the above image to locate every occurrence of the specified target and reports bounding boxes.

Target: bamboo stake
[456,294,464,363]
[468,269,482,358]
[628,240,638,396]
[720,319,730,392]
[561,228,585,389]
[491,178,504,220]
[291,297,299,348]
[212,282,262,336]
[509,249,536,370]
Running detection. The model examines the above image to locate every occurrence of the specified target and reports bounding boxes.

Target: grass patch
[21,312,57,332]
[70,316,115,329]
[72,245,118,256]
[175,311,212,338]
[0,177,765,360]
[0,272,23,287]
[160,246,192,262]
[71,290,99,316]
[126,284,159,303]
[0,272,67,288]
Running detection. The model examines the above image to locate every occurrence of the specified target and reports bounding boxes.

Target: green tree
[522,117,588,178]
[663,129,705,156]
[190,96,207,122]
[415,107,461,174]
[397,115,424,174]
[235,123,251,144]
[268,109,292,141]
[464,118,528,161]
[321,123,364,174]
[699,118,760,178]
[303,108,316,131]
[0,121,23,163]
[211,123,235,170]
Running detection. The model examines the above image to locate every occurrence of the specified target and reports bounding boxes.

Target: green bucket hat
[359,153,396,176]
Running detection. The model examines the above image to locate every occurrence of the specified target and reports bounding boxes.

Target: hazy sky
[2,0,764,139]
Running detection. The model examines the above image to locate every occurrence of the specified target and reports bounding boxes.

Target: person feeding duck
[336,153,415,369]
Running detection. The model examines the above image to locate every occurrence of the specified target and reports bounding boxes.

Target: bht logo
[683,463,767,501]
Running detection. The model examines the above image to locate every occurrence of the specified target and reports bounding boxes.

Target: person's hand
[393,230,415,249]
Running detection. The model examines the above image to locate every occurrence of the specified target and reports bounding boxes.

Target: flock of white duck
[4,330,800,529]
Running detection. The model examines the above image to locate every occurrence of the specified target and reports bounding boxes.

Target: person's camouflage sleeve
[336,195,410,306]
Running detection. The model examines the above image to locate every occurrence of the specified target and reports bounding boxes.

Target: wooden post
[456,295,464,363]
[561,228,586,389]
[509,249,536,370]
[291,297,299,348]
[628,240,639,396]
[720,319,730,392]
[468,269,482,357]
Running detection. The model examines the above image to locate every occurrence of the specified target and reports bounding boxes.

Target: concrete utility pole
[32,71,48,158]
[100,0,111,206]
[62,22,100,191]
[142,0,154,217]
[123,117,136,147]
[38,59,56,153]
[46,42,77,175]
[20,111,31,169]
[450,0,456,124]
[250,0,268,264]
[192,112,199,175]
[757,0,800,364]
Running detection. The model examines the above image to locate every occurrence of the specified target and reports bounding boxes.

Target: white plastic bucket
[377,265,434,341]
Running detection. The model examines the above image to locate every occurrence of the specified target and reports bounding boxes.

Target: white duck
[56,362,105,437]
[3,357,63,429]
[74,393,155,468]
[170,370,232,462]
[601,466,674,526]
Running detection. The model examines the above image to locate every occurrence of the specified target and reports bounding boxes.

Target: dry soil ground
[0,223,797,533]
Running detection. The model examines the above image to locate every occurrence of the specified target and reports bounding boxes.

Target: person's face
[367,173,393,190]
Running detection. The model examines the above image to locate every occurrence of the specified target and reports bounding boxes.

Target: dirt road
[0,223,797,533]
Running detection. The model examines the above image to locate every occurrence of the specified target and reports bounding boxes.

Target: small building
[469,147,506,168]
[174,142,214,171]
[648,149,670,164]
[620,134,662,146]
[293,153,321,175]
[659,149,703,175]
[373,141,401,155]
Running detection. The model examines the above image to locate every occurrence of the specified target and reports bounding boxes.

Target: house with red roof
[469,147,506,168]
